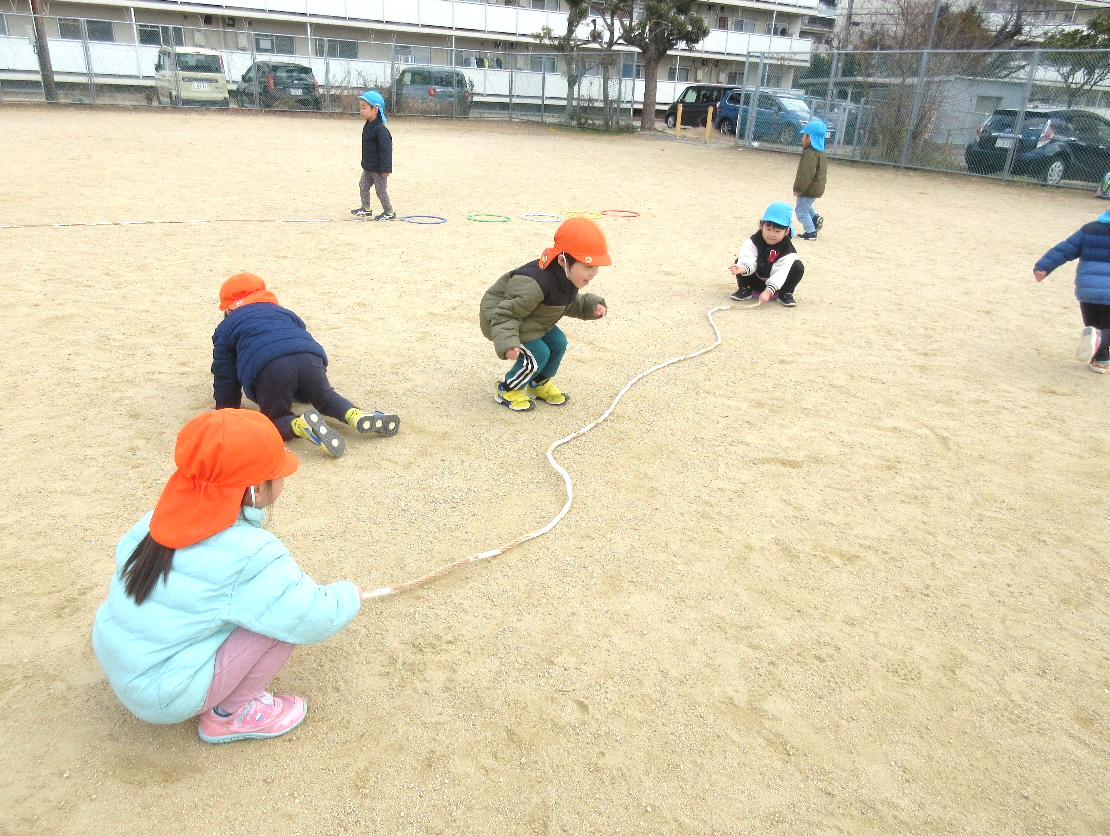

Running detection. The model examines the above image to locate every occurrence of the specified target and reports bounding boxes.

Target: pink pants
[198,627,295,715]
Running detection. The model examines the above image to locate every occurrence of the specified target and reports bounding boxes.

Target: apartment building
[0,0,833,109]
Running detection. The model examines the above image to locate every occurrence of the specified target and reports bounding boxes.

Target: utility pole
[29,0,58,101]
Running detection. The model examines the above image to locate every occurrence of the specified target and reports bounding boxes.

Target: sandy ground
[0,104,1107,835]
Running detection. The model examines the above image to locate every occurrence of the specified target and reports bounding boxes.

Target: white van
[152,47,229,107]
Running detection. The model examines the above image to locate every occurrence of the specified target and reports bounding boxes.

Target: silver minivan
[393,66,472,115]
[152,47,229,107]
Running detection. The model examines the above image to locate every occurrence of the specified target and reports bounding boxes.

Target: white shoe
[1077,326,1101,362]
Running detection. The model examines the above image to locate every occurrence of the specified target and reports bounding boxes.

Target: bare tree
[1041,13,1110,106]
[613,1,709,131]
[535,0,597,124]
[29,0,58,101]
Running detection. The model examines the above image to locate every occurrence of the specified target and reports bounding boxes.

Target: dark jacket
[1036,213,1110,305]
[211,303,327,406]
[479,260,606,359]
[793,146,827,198]
[361,118,393,173]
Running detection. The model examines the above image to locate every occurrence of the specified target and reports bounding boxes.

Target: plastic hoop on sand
[467,213,511,223]
[561,210,603,219]
[600,209,640,218]
[519,213,562,223]
[400,215,448,225]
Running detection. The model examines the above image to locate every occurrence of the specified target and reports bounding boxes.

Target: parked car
[236,61,321,110]
[664,84,734,128]
[713,89,833,145]
[152,47,229,107]
[392,66,473,115]
[965,107,1110,185]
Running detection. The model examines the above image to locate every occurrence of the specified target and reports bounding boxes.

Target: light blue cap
[802,119,826,151]
[358,90,387,122]
[761,201,794,229]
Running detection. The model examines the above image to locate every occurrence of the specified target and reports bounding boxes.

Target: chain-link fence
[723,46,1110,190]
[0,12,636,128]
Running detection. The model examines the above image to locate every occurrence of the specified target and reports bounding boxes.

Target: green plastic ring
[467,213,511,223]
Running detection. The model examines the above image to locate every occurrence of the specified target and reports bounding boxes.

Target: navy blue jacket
[211,303,327,407]
[361,118,393,173]
[1035,212,1110,305]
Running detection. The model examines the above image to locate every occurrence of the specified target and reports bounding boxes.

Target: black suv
[664,84,734,128]
[965,107,1110,185]
[237,61,321,111]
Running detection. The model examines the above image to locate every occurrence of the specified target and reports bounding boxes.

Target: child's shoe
[290,409,345,457]
[526,378,569,405]
[375,210,397,221]
[496,382,534,411]
[351,207,373,218]
[798,231,818,240]
[777,292,797,307]
[1076,326,1101,362]
[1088,358,1110,374]
[730,287,753,301]
[197,691,307,744]
[345,407,400,437]
[814,213,824,230]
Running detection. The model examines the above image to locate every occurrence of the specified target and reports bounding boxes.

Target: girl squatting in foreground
[729,201,804,307]
[92,409,364,743]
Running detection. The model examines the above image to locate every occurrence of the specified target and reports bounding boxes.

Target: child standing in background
[1034,212,1110,373]
[793,119,827,241]
[351,90,395,221]
[729,202,804,307]
[212,272,400,457]
[480,217,610,411]
[92,409,365,744]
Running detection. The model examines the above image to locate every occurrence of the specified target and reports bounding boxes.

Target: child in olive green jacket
[793,119,828,240]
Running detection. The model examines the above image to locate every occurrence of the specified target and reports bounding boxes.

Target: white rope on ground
[0,218,352,229]
[362,301,760,600]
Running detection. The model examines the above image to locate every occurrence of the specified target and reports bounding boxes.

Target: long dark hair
[119,533,176,605]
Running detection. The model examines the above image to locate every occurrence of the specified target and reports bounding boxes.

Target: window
[717,16,728,29]
[313,38,357,59]
[394,45,415,64]
[0,13,7,36]
[668,66,691,82]
[732,18,754,33]
[138,24,184,47]
[59,17,115,42]
[59,18,81,39]
[726,70,744,85]
[531,0,554,8]
[530,54,557,73]
[254,33,295,55]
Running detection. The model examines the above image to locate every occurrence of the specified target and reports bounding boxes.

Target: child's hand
[1033,269,1047,282]
[595,303,607,318]
[793,190,801,197]
[758,288,774,304]
[729,265,742,276]
[505,347,520,361]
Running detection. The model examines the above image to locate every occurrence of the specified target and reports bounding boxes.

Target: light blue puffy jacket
[1035,211,1110,305]
[91,507,361,724]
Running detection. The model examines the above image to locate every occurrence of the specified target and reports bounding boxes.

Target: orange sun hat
[218,272,280,311]
[538,216,613,269]
[149,410,299,549]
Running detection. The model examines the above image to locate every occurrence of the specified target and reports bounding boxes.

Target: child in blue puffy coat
[212,272,400,456]
[1034,211,1110,374]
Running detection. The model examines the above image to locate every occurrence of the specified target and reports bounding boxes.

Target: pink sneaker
[197,692,307,744]
[1088,358,1110,374]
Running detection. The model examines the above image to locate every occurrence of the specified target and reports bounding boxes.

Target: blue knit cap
[358,90,387,122]
[762,201,794,229]
[802,119,826,152]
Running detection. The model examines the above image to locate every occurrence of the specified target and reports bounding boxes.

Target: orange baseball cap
[219,272,279,311]
[149,410,299,549]
[538,217,613,269]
